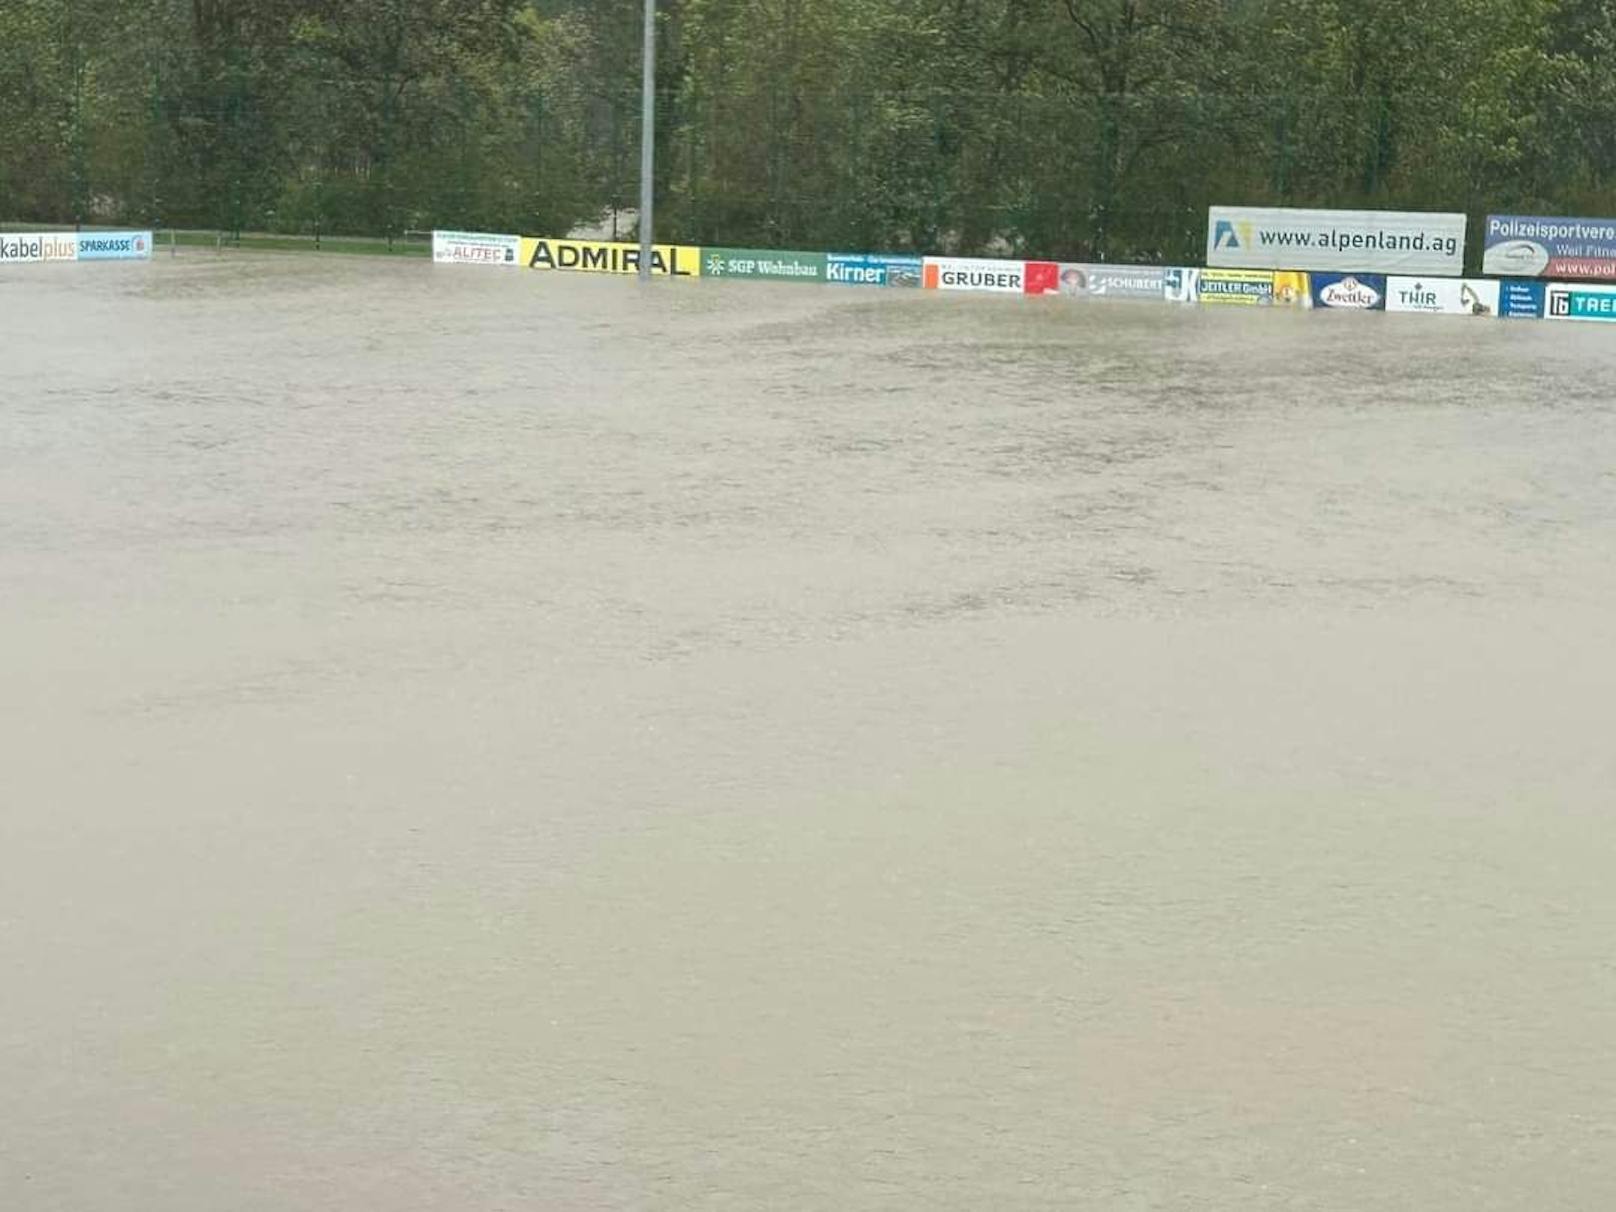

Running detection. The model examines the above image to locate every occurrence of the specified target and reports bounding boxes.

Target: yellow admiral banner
[519,237,702,277]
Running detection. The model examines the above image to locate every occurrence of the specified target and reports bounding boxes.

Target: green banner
[702,247,827,282]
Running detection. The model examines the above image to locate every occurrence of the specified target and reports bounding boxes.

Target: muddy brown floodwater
[3,254,1615,1210]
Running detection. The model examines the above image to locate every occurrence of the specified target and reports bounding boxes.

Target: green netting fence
[6,83,1616,271]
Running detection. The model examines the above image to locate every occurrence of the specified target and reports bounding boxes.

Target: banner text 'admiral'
[520,237,701,277]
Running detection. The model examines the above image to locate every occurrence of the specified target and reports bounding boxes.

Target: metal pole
[637,0,656,282]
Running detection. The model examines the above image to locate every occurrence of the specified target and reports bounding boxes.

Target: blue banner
[826,253,922,288]
[1309,272,1387,310]
[1483,215,1616,281]
[76,231,152,261]
[1499,280,1546,319]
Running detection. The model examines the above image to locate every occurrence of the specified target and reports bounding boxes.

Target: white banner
[0,231,154,264]
[1545,283,1616,323]
[1385,277,1500,317]
[1054,264,1167,300]
[1164,268,1200,304]
[0,232,82,264]
[1208,206,1466,276]
[432,230,521,267]
[922,256,1025,293]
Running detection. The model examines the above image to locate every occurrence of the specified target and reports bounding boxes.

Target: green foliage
[2,0,1614,258]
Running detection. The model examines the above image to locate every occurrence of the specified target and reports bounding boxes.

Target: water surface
[3,255,1614,1210]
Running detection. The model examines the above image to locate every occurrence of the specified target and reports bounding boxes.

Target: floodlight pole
[637,0,656,283]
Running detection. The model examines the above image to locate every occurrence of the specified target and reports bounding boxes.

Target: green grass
[163,230,431,258]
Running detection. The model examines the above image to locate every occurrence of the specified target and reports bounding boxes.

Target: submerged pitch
[4,255,1615,1211]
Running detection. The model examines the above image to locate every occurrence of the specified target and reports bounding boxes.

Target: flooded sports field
[3,255,1615,1210]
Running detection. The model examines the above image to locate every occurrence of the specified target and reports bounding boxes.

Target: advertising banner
[0,232,80,263]
[75,231,153,261]
[922,257,1026,293]
[1309,273,1387,310]
[1385,277,1499,316]
[433,230,520,266]
[1045,264,1167,300]
[1500,280,1546,319]
[1546,283,1616,322]
[0,231,154,263]
[1483,215,1616,280]
[1198,269,1276,306]
[825,252,922,287]
[520,236,701,277]
[1164,268,1200,304]
[1272,271,1311,307]
[1024,261,1060,295]
[704,247,825,282]
[1207,206,1466,276]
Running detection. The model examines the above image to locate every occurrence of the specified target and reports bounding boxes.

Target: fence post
[638,0,656,282]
